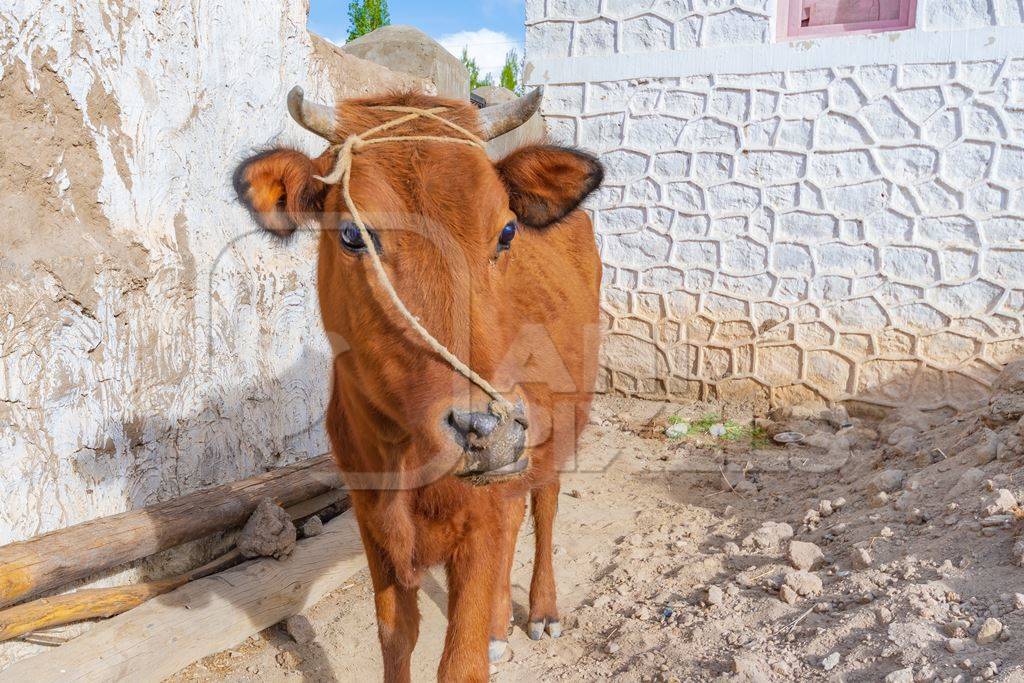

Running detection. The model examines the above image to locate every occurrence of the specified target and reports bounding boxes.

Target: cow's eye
[497,222,517,250]
[339,221,367,252]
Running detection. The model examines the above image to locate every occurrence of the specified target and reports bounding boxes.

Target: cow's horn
[478,87,543,141]
[287,86,339,141]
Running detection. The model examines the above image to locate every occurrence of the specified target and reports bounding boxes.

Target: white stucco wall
[0,3,430,665]
[527,0,1024,411]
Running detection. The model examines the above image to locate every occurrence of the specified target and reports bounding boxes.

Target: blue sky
[308,0,525,82]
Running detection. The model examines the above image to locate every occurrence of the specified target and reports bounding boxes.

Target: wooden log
[0,511,367,683]
[0,551,241,643]
[0,454,341,609]
[0,491,351,642]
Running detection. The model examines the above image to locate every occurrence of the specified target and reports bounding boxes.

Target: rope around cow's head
[309,101,516,422]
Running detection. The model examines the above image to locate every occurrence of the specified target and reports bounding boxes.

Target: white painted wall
[0,2,427,666]
[527,0,1024,410]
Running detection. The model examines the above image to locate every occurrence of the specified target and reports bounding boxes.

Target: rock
[1014,593,1024,610]
[992,359,1024,395]
[665,422,689,438]
[964,428,1000,465]
[989,395,1024,422]
[604,641,620,654]
[821,652,840,671]
[884,667,914,683]
[818,499,834,517]
[976,618,1003,644]
[707,585,725,606]
[237,498,297,559]
[742,521,794,550]
[784,570,823,597]
[985,489,1018,516]
[870,491,890,508]
[946,637,969,653]
[341,25,468,98]
[779,584,799,605]
[284,614,316,644]
[852,548,873,569]
[301,515,324,537]
[868,469,905,494]
[788,541,825,571]
[833,497,847,510]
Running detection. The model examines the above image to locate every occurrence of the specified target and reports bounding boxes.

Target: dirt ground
[172,363,1024,683]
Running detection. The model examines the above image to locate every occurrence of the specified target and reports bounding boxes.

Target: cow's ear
[233,148,329,237]
[496,145,603,228]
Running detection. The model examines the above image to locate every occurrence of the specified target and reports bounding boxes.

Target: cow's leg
[527,478,561,640]
[488,495,526,662]
[439,525,495,682]
[362,532,420,683]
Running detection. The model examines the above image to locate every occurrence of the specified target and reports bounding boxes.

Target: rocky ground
[172,362,1024,682]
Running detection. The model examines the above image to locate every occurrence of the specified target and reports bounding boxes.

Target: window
[777,0,916,40]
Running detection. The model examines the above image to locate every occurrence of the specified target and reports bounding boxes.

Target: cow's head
[233,87,601,487]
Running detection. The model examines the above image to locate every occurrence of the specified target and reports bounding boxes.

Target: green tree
[460,47,493,91]
[499,49,520,93]
[346,0,390,42]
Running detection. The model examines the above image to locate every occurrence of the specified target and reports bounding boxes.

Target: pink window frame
[776,0,917,41]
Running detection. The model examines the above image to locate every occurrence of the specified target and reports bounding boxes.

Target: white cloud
[437,29,523,84]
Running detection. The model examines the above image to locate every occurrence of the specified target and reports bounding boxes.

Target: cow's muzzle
[446,400,528,484]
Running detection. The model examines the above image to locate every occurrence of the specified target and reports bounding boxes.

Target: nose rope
[313,105,514,421]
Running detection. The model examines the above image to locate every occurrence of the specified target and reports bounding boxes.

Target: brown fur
[234,92,603,682]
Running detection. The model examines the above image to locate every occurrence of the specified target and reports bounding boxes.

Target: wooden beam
[0,511,367,683]
[0,455,341,609]
[0,551,241,643]
[0,491,351,642]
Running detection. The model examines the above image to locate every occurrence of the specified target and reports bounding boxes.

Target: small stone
[821,652,840,671]
[884,667,914,683]
[832,497,847,510]
[946,638,969,653]
[986,489,1018,516]
[742,521,794,550]
[1014,593,1024,610]
[818,499,834,517]
[604,641,620,654]
[868,469,905,494]
[784,570,823,597]
[788,540,825,571]
[870,491,890,508]
[284,614,316,644]
[852,547,873,569]
[300,515,324,537]
[779,584,799,605]
[976,618,1003,644]
[237,498,298,559]
[665,422,689,438]
[707,585,725,606]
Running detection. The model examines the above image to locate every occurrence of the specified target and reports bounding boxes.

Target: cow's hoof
[546,620,562,638]
[489,639,507,663]
[527,621,545,641]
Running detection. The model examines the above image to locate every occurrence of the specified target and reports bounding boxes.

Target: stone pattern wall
[0,3,426,667]
[528,1,1024,410]
[527,0,772,58]
[924,0,1024,29]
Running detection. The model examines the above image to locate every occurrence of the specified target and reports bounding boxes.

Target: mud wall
[526,0,1024,412]
[0,3,427,661]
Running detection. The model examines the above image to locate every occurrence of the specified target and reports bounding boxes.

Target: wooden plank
[0,511,366,683]
[0,455,341,609]
[0,551,241,643]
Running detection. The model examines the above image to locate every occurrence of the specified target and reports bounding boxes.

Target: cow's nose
[447,408,500,445]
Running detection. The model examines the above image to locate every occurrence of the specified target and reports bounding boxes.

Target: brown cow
[233,86,602,682]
